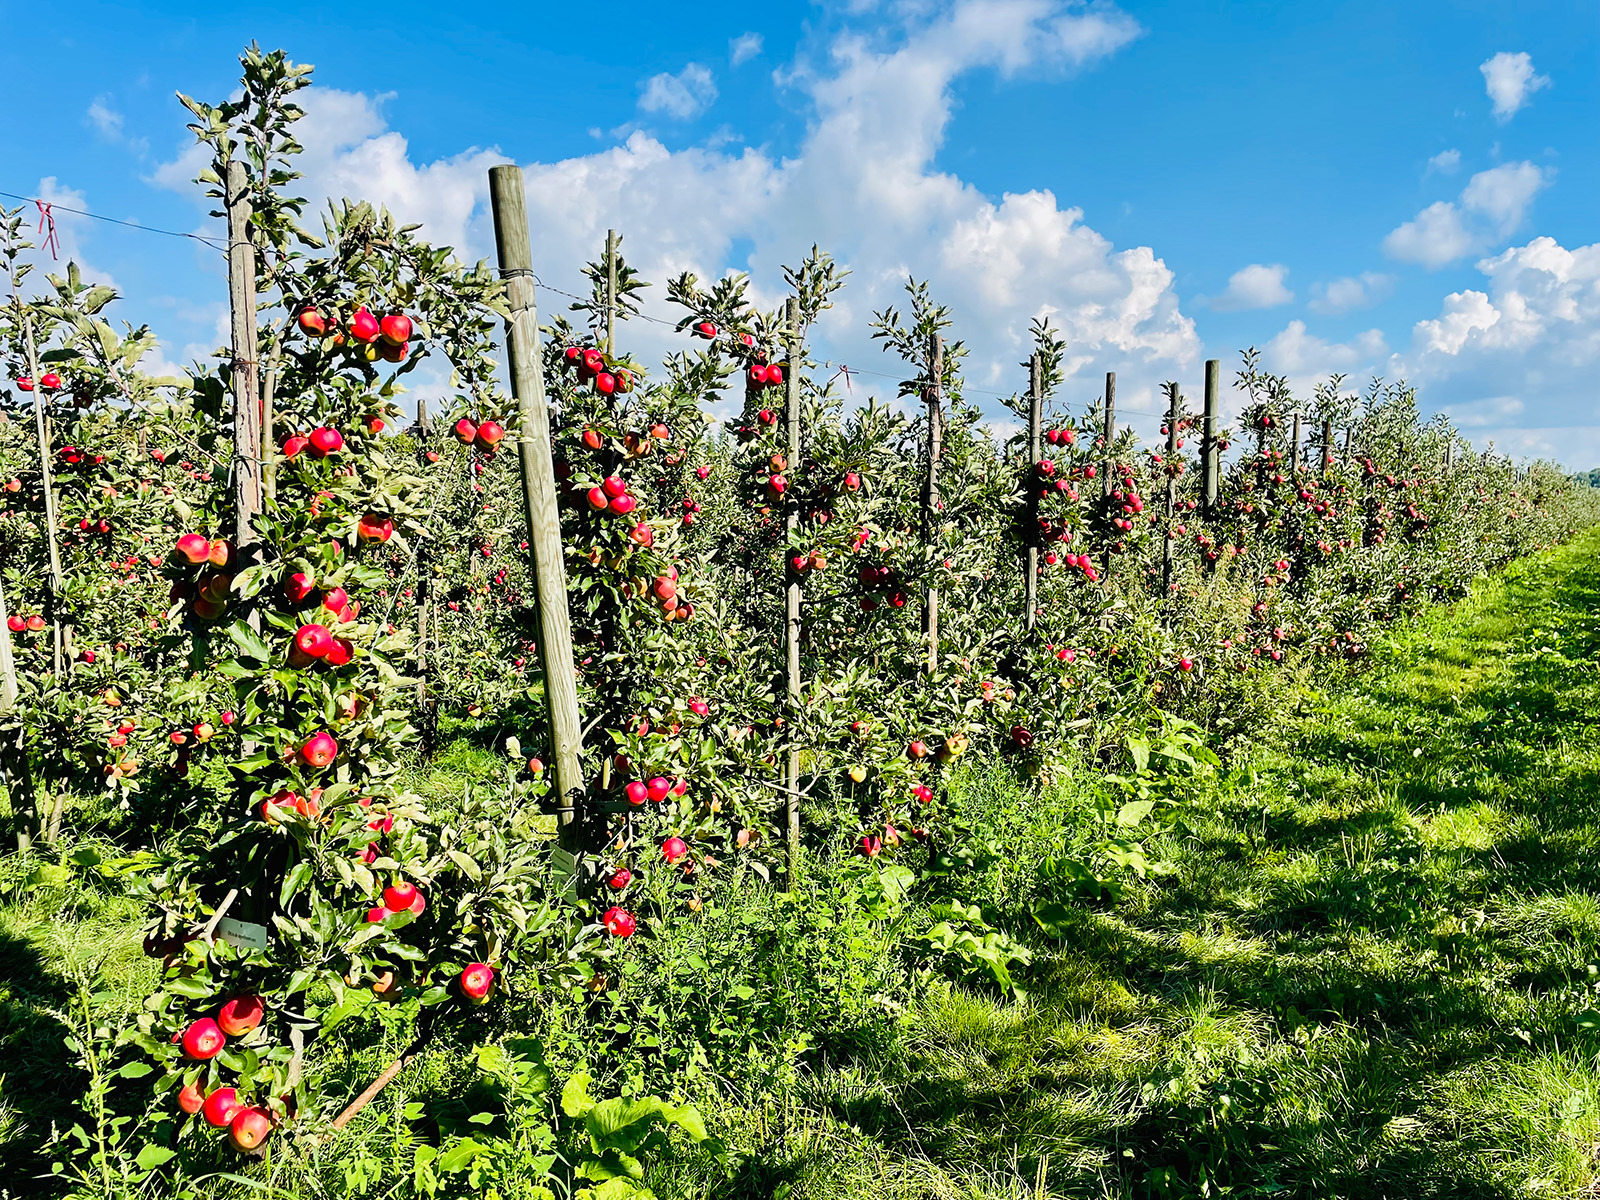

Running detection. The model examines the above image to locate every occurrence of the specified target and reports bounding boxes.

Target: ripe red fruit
[228,1106,273,1152]
[356,512,394,542]
[284,573,316,604]
[608,867,632,890]
[907,740,929,759]
[15,377,32,391]
[1178,658,1193,672]
[646,776,672,802]
[365,906,389,923]
[454,418,479,445]
[586,488,609,511]
[307,427,344,456]
[603,907,636,937]
[766,364,785,387]
[594,372,617,395]
[858,835,881,858]
[748,364,769,387]
[662,837,689,864]
[295,624,334,659]
[602,475,628,499]
[282,434,310,459]
[693,320,717,338]
[379,313,413,345]
[39,372,61,390]
[6,615,23,633]
[25,615,45,632]
[217,994,264,1037]
[383,881,419,912]
[297,307,327,336]
[689,698,709,717]
[174,533,211,564]
[323,637,354,667]
[1010,725,1034,748]
[181,1017,225,1060]
[475,420,505,449]
[178,1081,205,1114]
[583,429,603,451]
[757,409,776,425]
[625,780,649,805]
[609,493,637,516]
[349,308,381,343]
[300,731,338,769]
[202,1086,242,1127]
[460,962,495,1001]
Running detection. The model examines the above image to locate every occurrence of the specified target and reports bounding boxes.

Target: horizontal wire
[0,187,228,251]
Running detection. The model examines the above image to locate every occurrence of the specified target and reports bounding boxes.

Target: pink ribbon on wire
[36,201,59,260]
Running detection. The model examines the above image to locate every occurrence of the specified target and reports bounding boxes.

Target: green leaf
[561,1071,594,1119]
[225,620,275,663]
[134,1145,176,1170]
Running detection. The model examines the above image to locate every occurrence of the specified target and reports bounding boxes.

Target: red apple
[349,307,381,343]
[295,624,334,659]
[178,1081,205,1114]
[907,740,929,759]
[459,963,495,1003]
[594,372,617,395]
[174,533,211,564]
[228,1106,273,1152]
[282,434,310,459]
[609,493,637,516]
[624,780,649,805]
[300,731,338,769]
[307,427,344,456]
[323,637,354,667]
[356,512,393,542]
[217,994,264,1037]
[379,313,412,345]
[181,1017,225,1060]
[602,475,628,499]
[297,307,327,336]
[383,881,419,912]
[39,372,61,390]
[603,907,636,937]
[6,615,23,633]
[284,572,316,604]
[475,420,506,450]
[858,835,881,858]
[608,867,632,890]
[662,837,689,864]
[202,1086,242,1127]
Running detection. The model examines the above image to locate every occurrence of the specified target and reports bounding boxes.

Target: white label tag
[215,917,270,951]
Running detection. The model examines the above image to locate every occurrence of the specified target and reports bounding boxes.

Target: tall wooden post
[225,161,263,560]
[1161,383,1179,599]
[1200,360,1220,515]
[1343,426,1353,463]
[604,229,618,354]
[784,298,803,887]
[489,165,587,849]
[1290,411,1302,476]
[923,334,943,675]
[18,313,66,676]
[1320,418,1333,477]
[1100,371,1116,499]
[261,333,282,502]
[1024,353,1042,633]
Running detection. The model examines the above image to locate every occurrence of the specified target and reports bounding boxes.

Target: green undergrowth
[9,529,1600,1197]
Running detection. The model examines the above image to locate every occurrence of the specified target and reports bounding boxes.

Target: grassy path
[798,528,1600,1199]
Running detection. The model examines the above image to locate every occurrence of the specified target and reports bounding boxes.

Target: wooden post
[923,333,942,675]
[1100,371,1116,500]
[1024,353,1042,633]
[604,229,618,354]
[1200,360,1220,516]
[1343,426,1353,463]
[18,313,66,677]
[0,569,33,853]
[225,161,263,560]
[784,298,802,888]
[489,165,587,849]
[261,332,282,502]
[1320,418,1333,477]
[1290,412,1302,476]
[1161,383,1178,599]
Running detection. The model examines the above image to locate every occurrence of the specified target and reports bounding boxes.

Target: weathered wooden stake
[1100,371,1116,499]
[923,333,943,675]
[1343,426,1353,463]
[489,165,587,849]
[262,333,282,502]
[18,311,66,677]
[0,570,33,853]
[1200,359,1220,516]
[1290,411,1302,476]
[1161,383,1179,599]
[1024,353,1042,633]
[1320,418,1333,477]
[225,161,263,561]
[784,298,803,888]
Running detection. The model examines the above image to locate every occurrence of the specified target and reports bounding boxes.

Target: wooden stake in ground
[0,570,35,853]
[1161,382,1179,600]
[1100,371,1116,572]
[488,165,587,850]
[1290,411,1302,477]
[923,333,943,676]
[225,161,263,561]
[1024,352,1042,633]
[784,298,803,887]
[1200,359,1220,516]
[1321,418,1333,477]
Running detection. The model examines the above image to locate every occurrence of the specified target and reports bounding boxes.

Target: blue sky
[3,0,1595,461]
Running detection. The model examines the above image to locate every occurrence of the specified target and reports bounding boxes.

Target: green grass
[10,530,1600,1197]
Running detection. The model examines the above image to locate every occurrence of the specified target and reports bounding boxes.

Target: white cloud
[1427,148,1461,175]
[157,0,1177,426]
[1382,161,1550,267]
[1308,272,1393,316]
[1263,320,1387,381]
[19,178,118,290]
[1204,262,1293,311]
[730,33,763,66]
[86,96,149,155]
[638,64,718,120]
[1480,51,1550,122]
[1392,236,1600,467]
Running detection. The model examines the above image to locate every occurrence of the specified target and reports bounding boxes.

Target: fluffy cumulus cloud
[729,33,763,66]
[1392,236,1600,464]
[158,0,1197,426]
[638,64,718,120]
[1427,148,1460,175]
[1383,161,1550,268]
[1480,51,1550,123]
[1205,263,1293,311]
